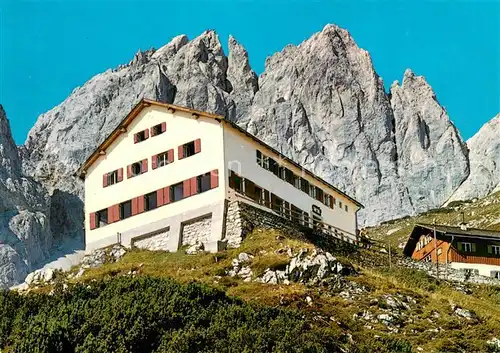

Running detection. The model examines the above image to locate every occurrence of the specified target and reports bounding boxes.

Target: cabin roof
[74,98,364,208]
[403,223,500,256]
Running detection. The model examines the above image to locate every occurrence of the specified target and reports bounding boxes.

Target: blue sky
[1,0,498,144]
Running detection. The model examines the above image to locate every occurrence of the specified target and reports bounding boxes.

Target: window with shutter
[119,200,132,220]
[95,209,108,228]
[134,129,148,143]
[190,177,198,196]
[103,173,108,187]
[171,182,183,202]
[151,123,166,137]
[144,192,157,211]
[179,140,197,159]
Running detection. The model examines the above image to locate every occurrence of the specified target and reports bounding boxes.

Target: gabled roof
[403,223,500,256]
[75,99,363,208]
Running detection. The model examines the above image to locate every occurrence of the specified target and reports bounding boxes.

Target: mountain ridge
[0,24,498,289]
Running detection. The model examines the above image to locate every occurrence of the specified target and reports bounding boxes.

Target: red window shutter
[190,177,198,196]
[117,168,123,182]
[134,133,139,144]
[113,204,120,222]
[103,173,108,187]
[163,186,171,204]
[157,188,164,207]
[178,145,184,160]
[89,212,96,230]
[183,179,191,198]
[131,197,138,215]
[108,205,119,223]
[137,195,145,213]
[152,155,158,169]
[167,149,174,163]
[144,129,149,140]
[127,165,132,179]
[210,169,219,189]
[107,206,114,223]
[141,159,148,173]
[194,138,201,154]
[161,122,166,133]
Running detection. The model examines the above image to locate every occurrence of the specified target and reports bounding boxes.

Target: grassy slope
[58,228,500,353]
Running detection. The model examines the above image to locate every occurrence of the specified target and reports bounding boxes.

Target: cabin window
[271,194,284,214]
[284,168,294,184]
[131,162,142,176]
[437,248,442,256]
[323,194,330,206]
[134,129,148,143]
[170,182,184,202]
[460,242,474,252]
[339,201,343,209]
[308,185,316,199]
[315,188,324,202]
[229,170,243,193]
[492,245,500,255]
[107,170,118,185]
[301,179,310,194]
[119,200,132,220]
[345,205,348,212]
[268,158,279,176]
[293,175,301,189]
[256,150,263,166]
[96,209,108,228]
[183,141,196,158]
[197,173,211,193]
[423,254,432,263]
[151,123,166,136]
[157,152,169,168]
[491,271,500,279]
[144,191,157,211]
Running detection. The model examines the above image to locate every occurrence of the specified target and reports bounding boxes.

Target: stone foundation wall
[132,227,171,251]
[181,215,212,246]
[223,200,349,251]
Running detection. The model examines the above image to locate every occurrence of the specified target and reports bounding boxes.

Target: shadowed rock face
[448,114,500,202]
[2,24,496,287]
[0,105,52,288]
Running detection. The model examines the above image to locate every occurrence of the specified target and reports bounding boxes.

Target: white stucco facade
[223,128,360,240]
[84,105,227,251]
[81,100,362,253]
[450,262,500,277]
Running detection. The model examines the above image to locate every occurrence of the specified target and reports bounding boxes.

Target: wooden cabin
[403,223,500,278]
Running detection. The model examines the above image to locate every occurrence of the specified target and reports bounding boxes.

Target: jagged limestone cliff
[0,24,497,288]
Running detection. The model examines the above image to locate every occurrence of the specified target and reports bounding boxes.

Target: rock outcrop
[0,106,52,288]
[448,114,500,202]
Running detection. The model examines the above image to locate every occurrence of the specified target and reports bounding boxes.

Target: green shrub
[0,277,344,353]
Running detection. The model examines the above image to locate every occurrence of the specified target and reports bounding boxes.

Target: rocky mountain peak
[4,24,499,289]
[0,105,21,176]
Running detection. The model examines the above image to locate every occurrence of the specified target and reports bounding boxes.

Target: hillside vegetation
[2,228,500,353]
